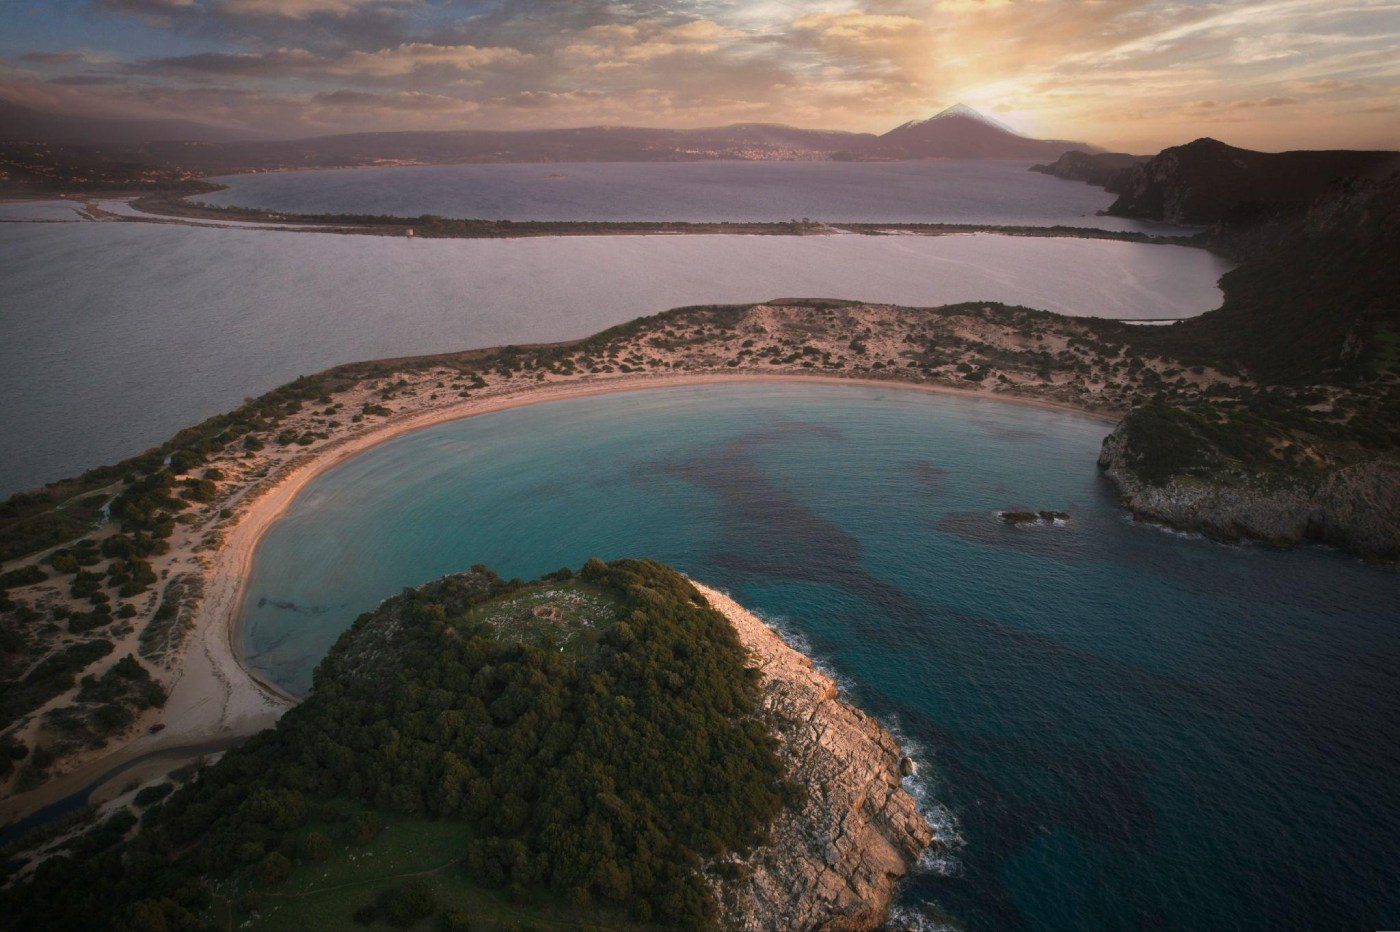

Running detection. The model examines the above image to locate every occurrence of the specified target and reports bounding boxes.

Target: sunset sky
[2,0,1397,151]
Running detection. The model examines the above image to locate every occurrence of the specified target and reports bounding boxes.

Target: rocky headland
[1,561,933,930]
[697,583,933,929]
[1029,150,1148,192]
[1099,428,1400,560]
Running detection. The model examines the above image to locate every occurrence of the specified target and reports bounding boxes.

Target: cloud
[93,0,198,26]
[135,43,528,81]
[17,0,1397,148]
[47,75,127,86]
[793,12,924,41]
[20,51,90,65]
[312,89,477,111]
[492,89,606,109]
[561,19,743,67]
[1188,96,1298,111]
[934,0,1014,10]
[136,49,323,77]
[217,0,415,19]
[332,43,529,78]
[1292,78,1370,94]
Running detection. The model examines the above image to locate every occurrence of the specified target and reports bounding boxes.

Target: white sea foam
[885,903,963,932]
[751,606,859,697]
[881,714,966,878]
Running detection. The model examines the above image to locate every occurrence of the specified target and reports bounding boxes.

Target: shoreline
[224,371,1115,695]
[12,280,1224,832]
[1,370,1115,827]
[9,187,1203,246]
[226,369,1117,677]
[690,579,933,926]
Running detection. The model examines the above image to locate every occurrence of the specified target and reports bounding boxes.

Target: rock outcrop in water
[1098,427,1400,561]
[696,584,934,930]
[998,509,1070,526]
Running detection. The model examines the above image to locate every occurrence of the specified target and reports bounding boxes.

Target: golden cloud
[218,0,414,19]
[330,43,530,78]
[561,19,742,67]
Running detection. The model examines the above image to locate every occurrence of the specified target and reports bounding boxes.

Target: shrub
[438,907,473,932]
[256,852,292,885]
[299,831,332,862]
[380,880,436,928]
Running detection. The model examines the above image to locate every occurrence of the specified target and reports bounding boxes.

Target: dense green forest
[1,559,800,930]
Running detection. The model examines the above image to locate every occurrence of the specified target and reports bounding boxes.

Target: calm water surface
[0,222,1228,495]
[0,201,87,221]
[202,160,1194,233]
[243,383,1400,932]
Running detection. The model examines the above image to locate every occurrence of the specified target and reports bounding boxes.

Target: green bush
[0,565,46,591]
[438,906,473,932]
[380,880,437,928]
[256,852,292,885]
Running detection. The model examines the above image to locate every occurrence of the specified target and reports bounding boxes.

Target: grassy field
[460,580,621,656]
[240,815,640,931]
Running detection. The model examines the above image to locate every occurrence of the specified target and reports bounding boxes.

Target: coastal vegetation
[0,151,1395,822]
[1076,154,1398,554]
[126,193,835,237]
[0,142,214,195]
[118,191,1189,244]
[0,560,800,929]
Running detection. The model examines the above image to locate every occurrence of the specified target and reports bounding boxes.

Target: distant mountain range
[0,99,254,146]
[0,100,1093,174]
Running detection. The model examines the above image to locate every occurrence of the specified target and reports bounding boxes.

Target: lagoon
[201,160,1193,234]
[0,222,1228,495]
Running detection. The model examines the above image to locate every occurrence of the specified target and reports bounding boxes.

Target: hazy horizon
[3,0,1397,153]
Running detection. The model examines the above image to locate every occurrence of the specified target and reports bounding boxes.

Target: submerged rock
[998,509,1070,526]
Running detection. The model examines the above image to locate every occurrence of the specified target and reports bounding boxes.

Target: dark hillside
[1107,137,1398,224]
[1128,169,1400,384]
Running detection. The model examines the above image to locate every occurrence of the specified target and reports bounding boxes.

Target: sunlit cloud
[2,0,1395,149]
[219,0,416,18]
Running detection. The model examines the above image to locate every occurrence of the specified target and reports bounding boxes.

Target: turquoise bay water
[242,383,1400,930]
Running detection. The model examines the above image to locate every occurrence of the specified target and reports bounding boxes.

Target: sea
[240,382,1400,931]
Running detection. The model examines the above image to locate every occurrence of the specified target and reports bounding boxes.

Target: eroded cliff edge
[696,583,935,930]
[1098,427,1400,561]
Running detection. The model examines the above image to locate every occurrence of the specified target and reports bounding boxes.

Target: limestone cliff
[695,583,935,930]
[1098,428,1400,561]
